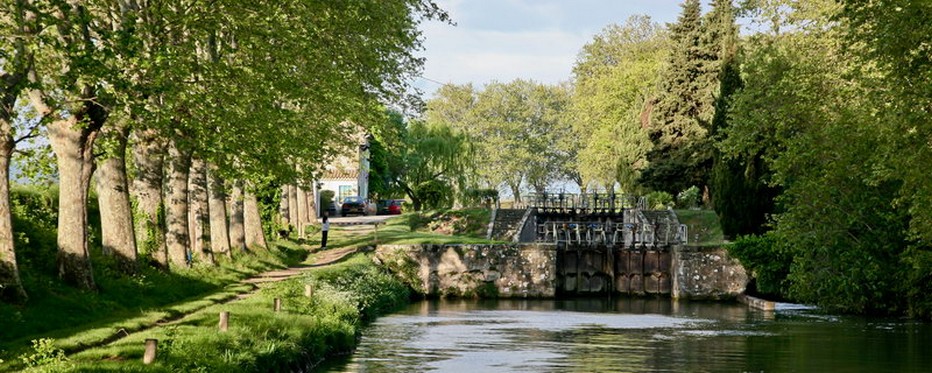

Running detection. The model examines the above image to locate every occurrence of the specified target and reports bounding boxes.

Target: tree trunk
[279,185,290,228]
[208,165,231,259]
[188,158,213,264]
[165,141,191,268]
[0,134,26,302]
[229,181,247,252]
[48,115,99,290]
[131,129,167,267]
[95,123,138,273]
[287,184,298,230]
[97,123,137,273]
[307,182,318,222]
[296,185,309,238]
[0,0,28,303]
[509,182,522,205]
[244,188,267,249]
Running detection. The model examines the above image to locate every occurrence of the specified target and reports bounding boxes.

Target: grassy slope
[48,254,409,372]
[673,209,725,247]
[0,241,308,371]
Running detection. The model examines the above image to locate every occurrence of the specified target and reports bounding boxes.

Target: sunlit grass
[57,254,408,372]
[308,213,502,256]
[674,209,725,246]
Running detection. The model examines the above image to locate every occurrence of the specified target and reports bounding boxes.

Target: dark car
[340,196,367,216]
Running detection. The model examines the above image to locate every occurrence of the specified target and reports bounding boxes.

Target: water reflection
[327,298,932,372]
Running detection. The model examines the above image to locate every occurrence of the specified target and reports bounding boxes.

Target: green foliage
[309,254,411,322]
[20,338,67,369]
[900,246,932,319]
[462,188,499,207]
[676,186,700,209]
[427,80,572,199]
[727,234,790,298]
[572,16,667,191]
[319,190,336,214]
[379,118,472,211]
[645,191,674,210]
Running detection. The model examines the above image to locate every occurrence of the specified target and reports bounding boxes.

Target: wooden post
[143,339,158,364]
[274,297,282,312]
[304,284,314,298]
[219,311,229,331]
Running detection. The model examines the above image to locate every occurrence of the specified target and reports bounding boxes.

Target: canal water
[326,298,932,372]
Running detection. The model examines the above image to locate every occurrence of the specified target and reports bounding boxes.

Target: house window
[339,185,353,201]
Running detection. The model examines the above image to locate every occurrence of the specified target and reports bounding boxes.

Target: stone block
[615,251,630,274]
[659,273,671,294]
[629,252,644,276]
[644,250,660,274]
[645,274,661,294]
[630,274,644,294]
[616,273,630,293]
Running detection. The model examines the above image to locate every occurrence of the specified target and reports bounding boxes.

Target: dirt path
[242,246,359,285]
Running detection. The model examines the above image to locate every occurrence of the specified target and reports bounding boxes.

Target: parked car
[340,196,368,216]
[387,199,404,215]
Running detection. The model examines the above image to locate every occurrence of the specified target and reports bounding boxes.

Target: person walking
[321,213,330,250]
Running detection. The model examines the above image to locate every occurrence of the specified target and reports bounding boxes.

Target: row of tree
[0,0,447,303]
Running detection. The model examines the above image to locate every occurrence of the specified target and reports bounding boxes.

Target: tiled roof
[321,170,358,181]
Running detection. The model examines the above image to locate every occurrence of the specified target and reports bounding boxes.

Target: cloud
[415,0,685,96]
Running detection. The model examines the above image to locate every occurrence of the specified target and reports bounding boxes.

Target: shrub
[463,188,498,207]
[727,234,791,299]
[676,186,700,209]
[644,190,674,210]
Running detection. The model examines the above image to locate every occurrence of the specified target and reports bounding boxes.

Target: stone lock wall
[374,244,747,300]
[374,244,558,298]
[672,247,748,300]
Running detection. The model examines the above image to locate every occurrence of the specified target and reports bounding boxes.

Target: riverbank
[0,240,309,370]
[14,253,407,372]
[3,213,487,372]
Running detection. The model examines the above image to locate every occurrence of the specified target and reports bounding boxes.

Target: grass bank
[25,254,409,372]
[674,209,725,247]
[325,210,498,250]
[0,240,308,372]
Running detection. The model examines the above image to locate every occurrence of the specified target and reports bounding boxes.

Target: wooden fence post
[304,284,314,298]
[143,339,158,364]
[274,297,282,312]
[219,311,229,332]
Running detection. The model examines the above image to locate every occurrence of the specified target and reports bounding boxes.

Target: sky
[414,0,689,96]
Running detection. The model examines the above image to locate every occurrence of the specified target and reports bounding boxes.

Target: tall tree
[95,118,138,273]
[131,128,167,267]
[571,15,668,191]
[0,0,33,302]
[641,0,716,195]
[706,0,779,237]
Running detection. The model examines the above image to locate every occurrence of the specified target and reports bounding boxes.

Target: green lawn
[674,209,725,246]
[321,212,501,250]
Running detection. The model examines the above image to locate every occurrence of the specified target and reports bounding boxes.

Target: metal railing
[535,220,687,247]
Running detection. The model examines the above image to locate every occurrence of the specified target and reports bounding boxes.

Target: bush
[901,246,932,319]
[463,188,498,207]
[676,186,700,209]
[644,190,674,210]
[319,190,335,214]
[727,234,791,299]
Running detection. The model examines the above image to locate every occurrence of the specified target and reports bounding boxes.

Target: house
[314,131,370,217]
